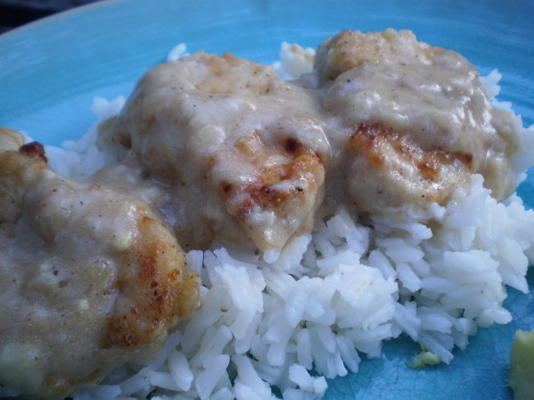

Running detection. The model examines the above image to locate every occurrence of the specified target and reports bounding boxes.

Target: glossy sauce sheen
[101,29,519,253]
[0,29,522,399]
[99,52,329,252]
[0,130,199,399]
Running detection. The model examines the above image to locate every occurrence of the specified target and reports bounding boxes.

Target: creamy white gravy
[99,29,519,253]
[0,28,523,399]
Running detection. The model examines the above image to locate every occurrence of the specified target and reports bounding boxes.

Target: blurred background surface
[0,0,99,32]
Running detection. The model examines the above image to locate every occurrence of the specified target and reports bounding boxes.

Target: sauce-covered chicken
[101,29,519,252]
[0,28,523,399]
[102,52,328,252]
[0,131,199,399]
[316,29,518,213]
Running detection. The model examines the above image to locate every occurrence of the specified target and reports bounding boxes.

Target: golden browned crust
[245,152,323,213]
[19,141,48,163]
[106,214,199,348]
[220,132,325,223]
[349,122,472,206]
[350,123,473,177]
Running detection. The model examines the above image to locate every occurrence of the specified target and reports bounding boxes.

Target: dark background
[0,0,99,33]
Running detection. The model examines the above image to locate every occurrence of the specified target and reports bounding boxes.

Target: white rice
[43,44,534,400]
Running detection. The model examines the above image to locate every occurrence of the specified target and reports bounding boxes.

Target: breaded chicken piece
[346,123,472,212]
[104,52,329,252]
[315,29,519,213]
[0,131,199,399]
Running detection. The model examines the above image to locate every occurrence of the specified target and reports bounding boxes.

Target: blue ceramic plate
[1,1,533,399]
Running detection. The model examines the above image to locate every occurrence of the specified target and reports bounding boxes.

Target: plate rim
[0,0,123,40]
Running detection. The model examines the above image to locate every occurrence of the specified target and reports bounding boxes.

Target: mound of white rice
[43,44,534,400]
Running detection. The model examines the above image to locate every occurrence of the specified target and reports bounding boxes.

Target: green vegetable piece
[408,350,441,369]
[510,329,534,400]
